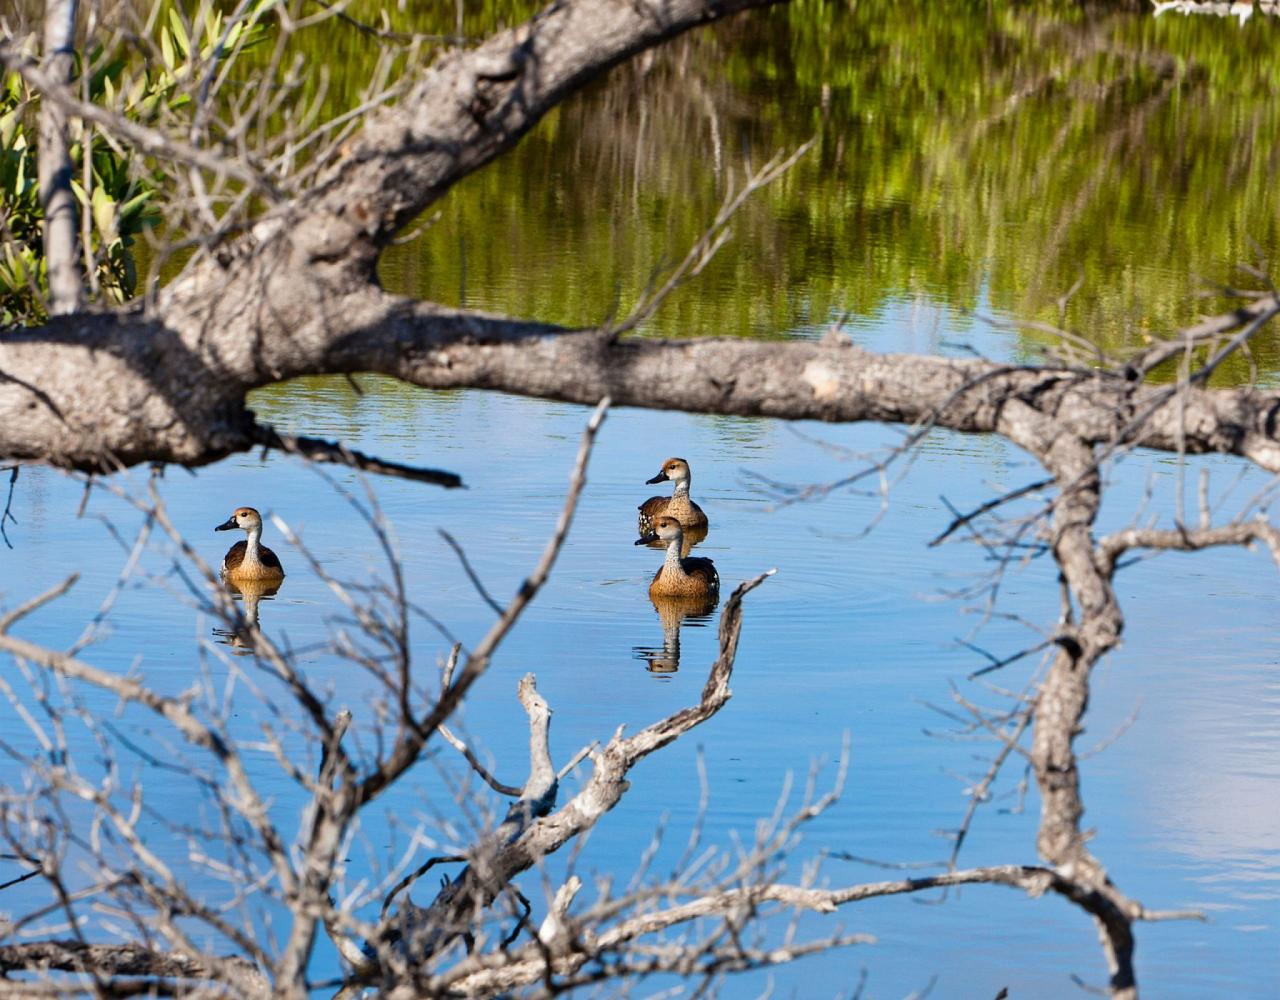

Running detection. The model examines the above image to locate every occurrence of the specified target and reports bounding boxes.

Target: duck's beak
[646,470,669,484]
[635,534,657,546]
[215,516,238,531]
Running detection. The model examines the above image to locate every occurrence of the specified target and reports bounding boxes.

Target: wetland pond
[5,2,1280,996]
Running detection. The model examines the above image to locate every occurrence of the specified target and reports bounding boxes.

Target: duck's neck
[662,535,686,576]
[243,525,264,565]
[666,479,692,518]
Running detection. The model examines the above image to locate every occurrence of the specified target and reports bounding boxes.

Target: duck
[635,515,719,601]
[637,457,709,541]
[215,506,285,584]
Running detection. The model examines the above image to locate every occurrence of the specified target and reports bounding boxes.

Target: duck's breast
[664,494,709,531]
[222,543,285,581]
[650,558,718,598]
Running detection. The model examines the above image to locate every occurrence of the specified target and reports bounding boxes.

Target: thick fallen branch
[5,293,1280,473]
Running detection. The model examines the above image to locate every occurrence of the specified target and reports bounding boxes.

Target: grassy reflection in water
[69,1,1280,376]
[373,2,1280,374]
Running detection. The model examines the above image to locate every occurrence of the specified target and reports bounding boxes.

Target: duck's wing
[689,499,709,529]
[637,495,669,533]
[259,545,285,573]
[221,540,248,573]
[687,557,719,591]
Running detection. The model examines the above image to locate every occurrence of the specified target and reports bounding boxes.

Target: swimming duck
[637,457,709,540]
[635,515,719,601]
[215,507,285,584]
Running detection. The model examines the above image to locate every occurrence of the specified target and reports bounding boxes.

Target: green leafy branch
[0,6,268,326]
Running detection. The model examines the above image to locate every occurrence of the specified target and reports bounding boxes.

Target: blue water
[1,294,1276,997]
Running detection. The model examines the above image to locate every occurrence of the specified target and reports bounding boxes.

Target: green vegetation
[1,42,155,324]
[0,7,264,325]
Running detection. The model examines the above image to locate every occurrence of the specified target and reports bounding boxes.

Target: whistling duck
[635,515,719,600]
[215,507,285,584]
[637,457,709,539]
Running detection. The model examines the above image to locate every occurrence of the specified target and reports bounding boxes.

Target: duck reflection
[634,594,717,674]
[211,578,280,653]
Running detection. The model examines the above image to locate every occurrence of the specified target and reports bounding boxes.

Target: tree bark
[3,297,1280,473]
[36,0,82,315]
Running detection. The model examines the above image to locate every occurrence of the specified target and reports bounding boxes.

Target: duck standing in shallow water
[636,515,718,600]
[637,457,709,542]
[215,507,285,584]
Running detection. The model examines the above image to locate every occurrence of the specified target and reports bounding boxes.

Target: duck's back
[684,556,718,592]
[638,494,708,535]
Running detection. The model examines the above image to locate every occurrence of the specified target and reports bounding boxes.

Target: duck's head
[636,514,683,546]
[216,506,264,533]
[646,457,691,485]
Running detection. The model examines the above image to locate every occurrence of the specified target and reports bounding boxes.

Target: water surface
[6,319,1279,996]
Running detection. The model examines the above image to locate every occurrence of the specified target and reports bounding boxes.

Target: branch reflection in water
[212,578,282,653]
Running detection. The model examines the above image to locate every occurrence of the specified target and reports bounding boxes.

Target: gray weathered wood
[36,0,81,314]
